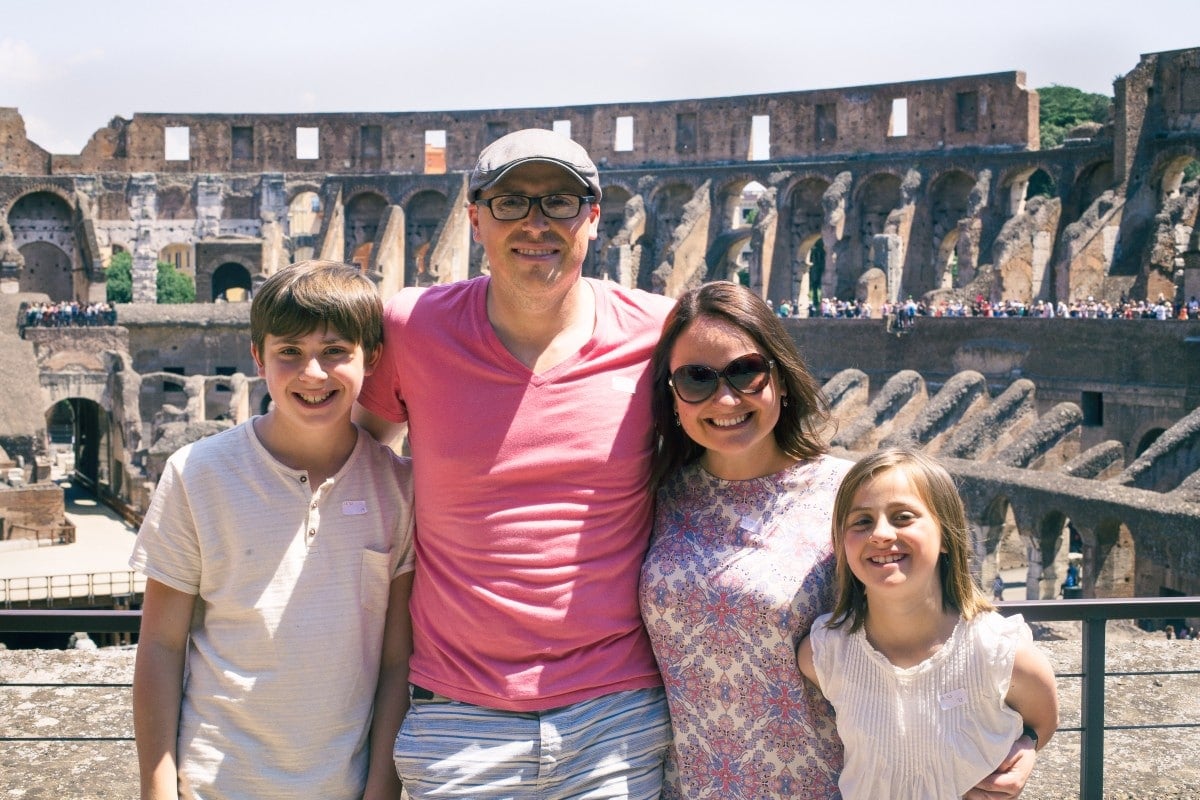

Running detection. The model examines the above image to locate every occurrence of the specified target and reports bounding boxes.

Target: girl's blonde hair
[826,447,993,632]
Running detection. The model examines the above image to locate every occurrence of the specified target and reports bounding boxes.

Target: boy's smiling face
[252,324,377,436]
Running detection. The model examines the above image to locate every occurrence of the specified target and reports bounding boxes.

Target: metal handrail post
[1079,616,1106,799]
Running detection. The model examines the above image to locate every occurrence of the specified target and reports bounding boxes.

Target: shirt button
[307,528,316,537]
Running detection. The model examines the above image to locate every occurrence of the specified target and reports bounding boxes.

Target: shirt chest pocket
[360,549,393,613]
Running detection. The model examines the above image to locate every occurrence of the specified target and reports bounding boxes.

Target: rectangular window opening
[815,103,837,142]
[749,115,770,161]
[614,116,634,152]
[164,126,190,161]
[424,129,447,174]
[215,366,236,393]
[888,98,909,138]
[955,91,979,133]
[675,112,697,154]
[296,127,320,160]
[1081,391,1104,426]
[360,125,382,158]
[231,126,253,161]
[552,119,571,138]
[163,366,185,393]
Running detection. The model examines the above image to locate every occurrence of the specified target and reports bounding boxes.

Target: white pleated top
[810,610,1028,799]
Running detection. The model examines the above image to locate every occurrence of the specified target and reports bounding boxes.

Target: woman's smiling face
[668,315,786,481]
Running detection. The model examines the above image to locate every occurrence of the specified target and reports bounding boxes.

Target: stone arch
[1066,159,1116,221]
[1127,414,1180,464]
[589,185,637,283]
[599,186,633,240]
[643,181,696,291]
[343,190,388,266]
[1135,427,1166,457]
[925,170,975,292]
[212,262,252,302]
[404,190,448,287]
[852,172,903,294]
[1025,169,1056,201]
[783,177,831,310]
[46,399,75,446]
[1033,509,1071,599]
[978,493,1014,559]
[5,185,75,220]
[8,190,77,299]
[1151,147,1200,201]
[287,189,323,262]
[1001,165,1056,216]
[704,228,753,284]
[713,175,765,230]
[711,177,767,281]
[17,241,73,299]
[50,397,111,490]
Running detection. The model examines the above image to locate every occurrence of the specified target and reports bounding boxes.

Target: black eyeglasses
[668,353,775,404]
[476,194,595,221]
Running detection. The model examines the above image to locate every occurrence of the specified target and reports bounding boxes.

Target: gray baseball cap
[469,128,602,202]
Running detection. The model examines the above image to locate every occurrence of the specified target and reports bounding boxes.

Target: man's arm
[132,579,195,800]
[363,570,415,800]
[353,403,408,454]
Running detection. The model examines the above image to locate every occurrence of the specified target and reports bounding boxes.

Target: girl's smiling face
[841,466,948,600]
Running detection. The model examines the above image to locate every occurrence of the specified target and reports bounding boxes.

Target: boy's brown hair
[250,261,382,356]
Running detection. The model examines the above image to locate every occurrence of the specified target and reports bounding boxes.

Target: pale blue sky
[2,0,1196,154]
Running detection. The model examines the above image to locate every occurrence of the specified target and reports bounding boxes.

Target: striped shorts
[394,685,671,799]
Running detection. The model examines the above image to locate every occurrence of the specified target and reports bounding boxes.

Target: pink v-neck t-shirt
[359,276,674,711]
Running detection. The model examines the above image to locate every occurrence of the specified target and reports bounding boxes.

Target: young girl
[796,447,1059,800]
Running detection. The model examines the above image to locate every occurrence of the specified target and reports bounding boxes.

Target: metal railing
[2,599,1199,799]
[0,570,145,607]
[998,596,1200,799]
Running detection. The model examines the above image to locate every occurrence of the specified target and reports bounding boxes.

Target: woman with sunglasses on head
[639,280,851,798]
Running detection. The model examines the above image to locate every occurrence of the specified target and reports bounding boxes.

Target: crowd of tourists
[782,294,1200,321]
[19,300,117,334]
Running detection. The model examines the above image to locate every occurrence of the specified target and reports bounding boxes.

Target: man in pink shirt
[355,129,674,799]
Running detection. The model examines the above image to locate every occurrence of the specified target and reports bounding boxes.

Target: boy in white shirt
[131,261,415,800]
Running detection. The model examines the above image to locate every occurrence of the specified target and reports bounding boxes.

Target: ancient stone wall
[0,482,64,537]
[35,72,1034,177]
[1,52,1196,313]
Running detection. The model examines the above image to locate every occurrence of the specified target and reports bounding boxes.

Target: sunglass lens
[674,365,719,402]
[726,355,771,393]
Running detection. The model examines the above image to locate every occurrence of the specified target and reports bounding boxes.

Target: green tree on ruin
[105,252,132,303]
[1037,85,1112,149]
[156,261,196,303]
[105,251,195,303]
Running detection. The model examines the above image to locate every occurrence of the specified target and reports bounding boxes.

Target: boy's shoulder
[167,421,250,464]
[350,429,414,477]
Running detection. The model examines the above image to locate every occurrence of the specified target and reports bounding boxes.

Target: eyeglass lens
[484,194,587,220]
[670,354,773,403]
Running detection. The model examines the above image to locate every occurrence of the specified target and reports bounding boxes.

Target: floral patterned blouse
[640,455,852,799]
